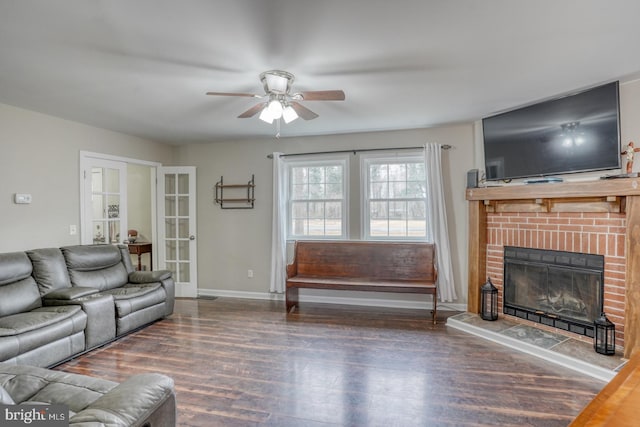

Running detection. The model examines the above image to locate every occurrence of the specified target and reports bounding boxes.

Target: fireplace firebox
[503,246,604,338]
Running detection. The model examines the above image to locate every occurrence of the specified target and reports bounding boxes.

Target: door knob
[189,235,196,240]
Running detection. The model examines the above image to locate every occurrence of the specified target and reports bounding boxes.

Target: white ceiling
[2,0,640,145]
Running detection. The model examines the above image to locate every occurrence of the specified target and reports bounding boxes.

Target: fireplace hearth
[503,246,604,338]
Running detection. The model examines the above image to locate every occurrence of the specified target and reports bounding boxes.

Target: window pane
[292,167,307,185]
[325,202,341,219]
[370,182,387,199]
[364,157,427,239]
[308,167,324,184]
[388,220,408,236]
[292,184,308,199]
[370,201,388,219]
[408,201,426,220]
[291,202,308,218]
[326,183,342,199]
[389,182,406,198]
[407,182,426,198]
[388,164,406,181]
[178,174,189,194]
[370,164,388,182]
[165,174,176,194]
[309,183,324,199]
[389,201,407,220]
[370,220,388,236]
[178,196,189,216]
[288,160,345,238]
[308,202,324,219]
[292,219,308,235]
[407,163,425,181]
[165,196,176,216]
[325,166,342,183]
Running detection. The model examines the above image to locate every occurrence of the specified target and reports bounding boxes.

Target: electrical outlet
[247,269,254,278]
[69,225,77,235]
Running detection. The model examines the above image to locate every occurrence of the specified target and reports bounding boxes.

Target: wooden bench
[286,240,438,323]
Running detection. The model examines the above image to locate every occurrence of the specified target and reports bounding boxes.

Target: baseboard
[197,289,466,312]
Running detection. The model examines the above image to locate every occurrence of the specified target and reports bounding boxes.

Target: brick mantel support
[466,178,640,358]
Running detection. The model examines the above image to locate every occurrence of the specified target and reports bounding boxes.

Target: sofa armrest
[129,270,172,284]
[43,287,99,301]
[69,373,176,426]
[44,292,116,349]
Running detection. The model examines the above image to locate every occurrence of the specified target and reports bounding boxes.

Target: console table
[128,242,152,271]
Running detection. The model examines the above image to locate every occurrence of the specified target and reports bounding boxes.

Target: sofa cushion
[0,306,84,337]
[27,248,72,295]
[62,245,129,291]
[0,384,14,404]
[0,365,117,412]
[0,252,42,317]
[0,252,32,286]
[100,284,166,317]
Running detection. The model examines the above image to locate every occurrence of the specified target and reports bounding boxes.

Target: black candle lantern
[594,312,616,355]
[480,277,498,321]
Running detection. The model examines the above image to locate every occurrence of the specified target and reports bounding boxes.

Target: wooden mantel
[466,178,640,358]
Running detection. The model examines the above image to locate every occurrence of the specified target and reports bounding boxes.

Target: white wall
[0,103,174,252]
[175,124,475,305]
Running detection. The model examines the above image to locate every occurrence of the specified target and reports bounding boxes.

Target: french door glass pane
[165,219,176,239]
[178,196,189,216]
[178,174,189,194]
[165,196,176,215]
[178,219,189,238]
[89,165,123,244]
[165,175,176,194]
[104,168,120,193]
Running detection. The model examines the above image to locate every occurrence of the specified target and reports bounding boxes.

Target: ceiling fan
[206,70,345,124]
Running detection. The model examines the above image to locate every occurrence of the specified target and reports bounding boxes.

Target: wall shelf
[215,175,255,209]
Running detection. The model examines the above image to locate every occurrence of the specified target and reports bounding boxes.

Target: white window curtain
[269,152,287,293]
[424,143,457,302]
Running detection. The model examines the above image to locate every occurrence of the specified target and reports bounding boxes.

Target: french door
[81,158,127,245]
[158,167,198,297]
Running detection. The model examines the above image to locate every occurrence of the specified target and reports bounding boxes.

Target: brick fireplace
[466,178,640,358]
[486,211,625,348]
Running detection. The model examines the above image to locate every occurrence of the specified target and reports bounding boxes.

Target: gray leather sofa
[0,244,175,367]
[0,363,176,426]
[0,252,87,367]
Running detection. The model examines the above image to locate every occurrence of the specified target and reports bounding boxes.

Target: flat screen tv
[482,81,620,181]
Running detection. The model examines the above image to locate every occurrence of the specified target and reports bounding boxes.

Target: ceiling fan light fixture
[282,105,298,123]
[267,99,283,119]
[259,107,275,124]
[261,70,294,94]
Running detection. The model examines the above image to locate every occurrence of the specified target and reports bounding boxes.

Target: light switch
[14,193,32,204]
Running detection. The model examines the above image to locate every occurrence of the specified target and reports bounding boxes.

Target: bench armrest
[286,263,297,278]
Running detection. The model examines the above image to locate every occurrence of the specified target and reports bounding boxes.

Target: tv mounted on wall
[482,81,621,181]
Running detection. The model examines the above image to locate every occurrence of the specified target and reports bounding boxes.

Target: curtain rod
[266,145,451,159]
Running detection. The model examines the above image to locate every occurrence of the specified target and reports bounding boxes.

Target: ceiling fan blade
[290,102,319,120]
[238,103,266,118]
[206,91,261,98]
[299,90,345,101]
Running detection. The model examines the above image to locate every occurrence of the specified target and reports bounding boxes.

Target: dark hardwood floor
[55,298,604,426]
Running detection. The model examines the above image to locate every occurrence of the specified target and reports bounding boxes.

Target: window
[287,157,348,239]
[362,154,426,239]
